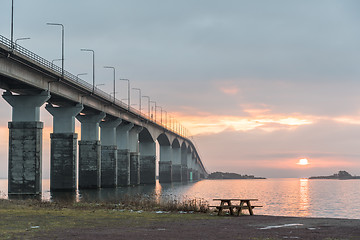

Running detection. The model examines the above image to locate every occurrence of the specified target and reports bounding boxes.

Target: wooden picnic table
[210,198,261,216]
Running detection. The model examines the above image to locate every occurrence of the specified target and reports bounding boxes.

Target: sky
[1,0,360,178]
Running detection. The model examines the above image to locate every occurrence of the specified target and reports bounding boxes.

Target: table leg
[246,200,254,215]
[228,201,234,215]
[238,201,244,216]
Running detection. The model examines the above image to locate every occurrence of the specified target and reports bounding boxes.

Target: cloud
[192,118,360,178]
[172,107,314,135]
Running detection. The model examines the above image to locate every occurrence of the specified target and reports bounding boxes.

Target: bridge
[0,34,207,195]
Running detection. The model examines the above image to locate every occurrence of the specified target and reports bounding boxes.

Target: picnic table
[210,198,262,216]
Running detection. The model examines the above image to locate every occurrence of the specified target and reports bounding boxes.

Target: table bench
[210,199,262,216]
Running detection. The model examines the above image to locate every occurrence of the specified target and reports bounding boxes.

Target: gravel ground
[34,215,360,240]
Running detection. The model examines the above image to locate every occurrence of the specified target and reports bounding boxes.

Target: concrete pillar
[172,146,182,182]
[100,118,121,188]
[76,112,106,189]
[129,126,142,185]
[187,151,192,181]
[139,140,156,184]
[181,147,188,182]
[159,145,172,183]
[116,122,134,186]
[193,158,200,181]
[3,91,50,195]
[45,103,83,191]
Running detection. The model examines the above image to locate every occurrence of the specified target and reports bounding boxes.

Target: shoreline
[1,199,360,239]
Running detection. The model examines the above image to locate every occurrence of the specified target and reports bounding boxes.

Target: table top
[213,198,258,201]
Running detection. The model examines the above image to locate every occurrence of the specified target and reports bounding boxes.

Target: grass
[0,195,213,239]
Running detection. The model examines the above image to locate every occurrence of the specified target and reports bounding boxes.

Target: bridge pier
[159,145,172,183]
[45,103,83,191]
[76,112,106,189]
[187,151,193,181]
[181,166,188,182]
[129,126,142,185]
[116,122,134,186]
[193,157,200,181]
[139,141,156,184]
[171,143,182,182]
[100,118,121,188]
[181,146,188,182]
[3,91,50,195]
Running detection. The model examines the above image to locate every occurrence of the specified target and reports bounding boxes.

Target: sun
[297,158,309,165]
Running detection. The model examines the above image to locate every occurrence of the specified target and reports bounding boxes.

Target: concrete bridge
[0,34,207,195]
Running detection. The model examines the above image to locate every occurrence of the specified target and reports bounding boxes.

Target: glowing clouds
[220,86,239,95]
[172,111,315,136]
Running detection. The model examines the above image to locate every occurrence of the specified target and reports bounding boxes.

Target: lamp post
[76,73,87,81]
[150,101,157,122]
[156,106,163,124]
[132,88,141,113]
[163,110,167,128]
[14,37,30,49]
[104,66,116,102]
[51,58,62,69]
[47,23,64,79]
[142,96,150,118]
[119,78,130,110]
[170,116,174,131]
[81,49,95,93]
[11,0,14,49]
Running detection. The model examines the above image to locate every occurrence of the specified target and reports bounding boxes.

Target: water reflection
[1,178,360,219]
[298,178,309,217]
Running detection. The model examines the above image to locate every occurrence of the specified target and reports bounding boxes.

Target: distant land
[208,172,266,179]
[309,170,360,180]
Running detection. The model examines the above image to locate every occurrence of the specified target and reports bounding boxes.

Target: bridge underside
[0,39,207,195]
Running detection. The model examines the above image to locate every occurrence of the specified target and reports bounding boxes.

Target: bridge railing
[0,34,189,138]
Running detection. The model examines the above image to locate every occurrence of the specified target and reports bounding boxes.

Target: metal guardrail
[0,34,191,139]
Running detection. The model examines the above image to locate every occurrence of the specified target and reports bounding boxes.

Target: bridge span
[0,35,207,195]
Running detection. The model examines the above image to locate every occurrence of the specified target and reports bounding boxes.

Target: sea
[1,178,359,219]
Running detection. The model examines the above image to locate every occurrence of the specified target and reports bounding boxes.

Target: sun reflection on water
[299,178,309,217]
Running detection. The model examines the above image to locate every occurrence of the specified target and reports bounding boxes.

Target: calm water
[1,178,359,219]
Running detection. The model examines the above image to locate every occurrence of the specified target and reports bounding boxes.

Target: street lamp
[150,101,157,122]
[163,110,167,128]
[142,96,150,117]
[11,0,14,49]
[76,73,87,81]
[14,37,30,49]
[51,58,62,68]
[119,79,130,110]
[81,49,95,93]
[156,106,163,124]
[47,23,64,78]
[104,66,116,102]
[132,88,141,113]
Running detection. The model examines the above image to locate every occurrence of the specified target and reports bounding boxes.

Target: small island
[309,170,360,180]
[208,171,266,179]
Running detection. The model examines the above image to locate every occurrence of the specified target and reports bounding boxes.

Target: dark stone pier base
[140,155,156,184]
[159,161,172,183]
[79,140,101,188]
[130,152,140,185]
[181,166,188,182]
[8,122,43,195]
[101,145,117,188]
[50,133,78,191]
[117,149,130,186]
[172,164,182,182]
